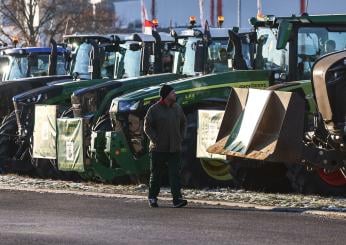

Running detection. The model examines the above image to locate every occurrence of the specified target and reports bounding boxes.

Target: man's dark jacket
[144,101,186,152]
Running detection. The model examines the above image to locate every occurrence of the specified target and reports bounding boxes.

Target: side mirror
[277,20,292,50]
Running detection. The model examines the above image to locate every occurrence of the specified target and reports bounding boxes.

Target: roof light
[12,36,19,47]
[144,20,153,35]
[152,18,159,28]
[189,16,196,27]
[217,16,224,28]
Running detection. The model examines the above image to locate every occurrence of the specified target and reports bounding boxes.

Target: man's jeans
[148,152,182,201]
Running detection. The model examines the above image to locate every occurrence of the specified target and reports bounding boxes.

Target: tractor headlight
[21,93,42,104]
[111,99,140,114]
[118,100,140,112]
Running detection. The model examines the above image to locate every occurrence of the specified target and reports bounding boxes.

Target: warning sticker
[197,110,226,160]
[66,141,74,161]
[42,123,49,141]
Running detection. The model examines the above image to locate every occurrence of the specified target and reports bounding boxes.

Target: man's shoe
[173,198,187,208]
[148,198,159,208]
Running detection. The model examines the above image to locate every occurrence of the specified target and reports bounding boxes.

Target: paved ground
[1,174,345,213]
[0,189,345,245]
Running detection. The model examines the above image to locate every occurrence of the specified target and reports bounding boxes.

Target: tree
[0,0,119,47]
[65,0,118,35]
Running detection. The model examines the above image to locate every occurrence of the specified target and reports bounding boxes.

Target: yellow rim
[200,158,233,181]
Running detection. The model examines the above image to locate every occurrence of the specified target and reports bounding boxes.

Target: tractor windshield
[181,37,199,76]
[100,49,116,79]
[255,27,289,73]
[207,39,231,73]
[3,53,66,81]
[297,27,346,79]
[114,44,141,78]
[72,42,93,79]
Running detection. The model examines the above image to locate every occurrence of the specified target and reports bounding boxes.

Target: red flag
[144,19,153,34]
[141,0,149,32]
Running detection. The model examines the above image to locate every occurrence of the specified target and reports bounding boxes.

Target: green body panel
[44,78,110,104]
[92,73,184,120]
[89,70,271,181]
[81,131,149,182]
[110,70,270,120]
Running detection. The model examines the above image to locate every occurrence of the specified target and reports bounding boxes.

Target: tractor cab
[1,46,68,81]
[63,34,124,80]
[250,15,346,83]
[171,22,235,76]
[114,31,175,78]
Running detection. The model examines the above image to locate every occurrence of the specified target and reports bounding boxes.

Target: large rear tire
[287,164,346,196]
[181,111,233,188]
[0,112,17,171]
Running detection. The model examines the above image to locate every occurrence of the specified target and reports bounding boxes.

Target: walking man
[144,84,187,208]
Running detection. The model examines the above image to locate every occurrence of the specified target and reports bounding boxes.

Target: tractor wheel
[85,116,135,184]
[32,158,61,179]
[287,164,346,196]
[229,160,292,193]
[181,111,233,188]
[0,112,21,172]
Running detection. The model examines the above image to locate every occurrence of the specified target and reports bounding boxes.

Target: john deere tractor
[51,22,276,186]
[31,19,238,181]
[74,14,346,189]
[208,50,346,196]
[207,15,346,195]
[0,40,70,122]
[6,31,179,176]
[0,33,122,172]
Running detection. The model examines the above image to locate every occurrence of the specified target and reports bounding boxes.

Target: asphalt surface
[0,190,345,245]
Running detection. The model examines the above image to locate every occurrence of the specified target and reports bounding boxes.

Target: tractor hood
[109,70,271,116]
[71,73,184,117]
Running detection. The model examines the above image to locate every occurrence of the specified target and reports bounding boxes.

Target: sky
[114,0,346,29]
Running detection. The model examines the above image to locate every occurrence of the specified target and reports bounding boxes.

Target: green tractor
[6,31,178,176]
[206,15,346,195]
[0,39,71,123]
[208,51,346,196]
[0,33,123,172]
[54,24,275,185]
[72,14,346,189]
[32,21,240,181]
